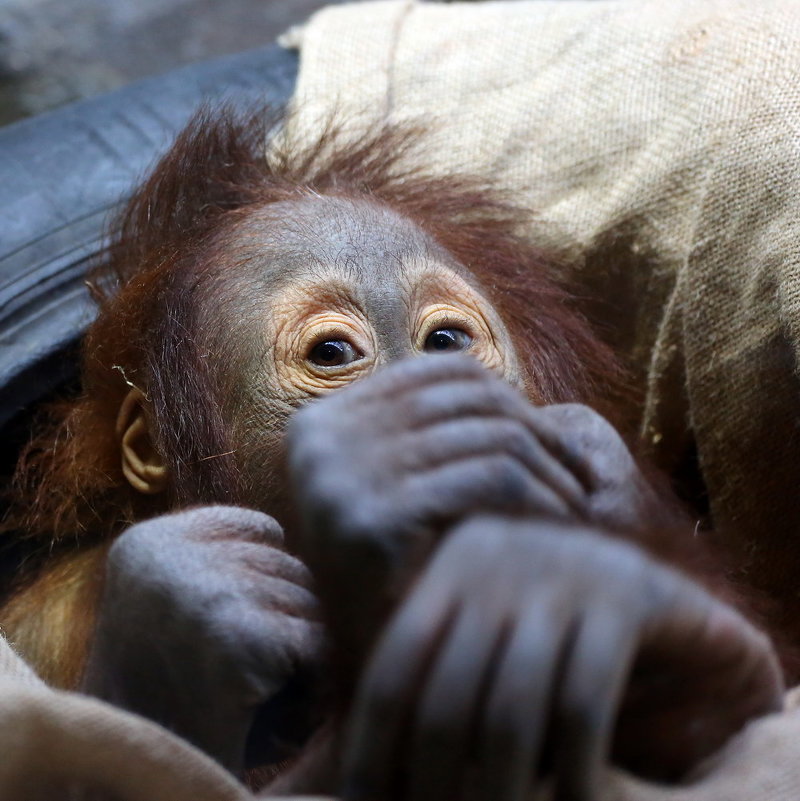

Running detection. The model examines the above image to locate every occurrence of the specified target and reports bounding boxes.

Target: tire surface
[0,44,298,431]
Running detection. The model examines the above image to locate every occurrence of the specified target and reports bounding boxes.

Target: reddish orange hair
[4,105,630,550]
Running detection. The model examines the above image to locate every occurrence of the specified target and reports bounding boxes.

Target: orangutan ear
[116,388,169,495]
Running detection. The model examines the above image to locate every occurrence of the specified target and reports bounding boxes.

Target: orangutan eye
[308,340,362,367]
[423,328,472,353]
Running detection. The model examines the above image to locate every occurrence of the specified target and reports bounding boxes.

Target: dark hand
[288,355,661,649]
[530,402,682,533]
[343,517,783,801]
[82,506,326,775]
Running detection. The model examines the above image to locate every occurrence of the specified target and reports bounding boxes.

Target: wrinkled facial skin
[206,195,521,507]
[263,199,518,396]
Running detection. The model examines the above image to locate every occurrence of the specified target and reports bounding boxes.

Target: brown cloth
[5,1,800,798]
[0,630,333,800]
[284,0,800,603]
[0,632,254,800]
[2,624,800,799]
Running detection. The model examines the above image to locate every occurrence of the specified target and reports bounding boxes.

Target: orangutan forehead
[224,194,459,288]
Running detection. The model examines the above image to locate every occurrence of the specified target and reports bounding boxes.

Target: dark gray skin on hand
[287,353,682,660]
[287,355,784,801]
[342,518,782,801]
[81,506,325,776]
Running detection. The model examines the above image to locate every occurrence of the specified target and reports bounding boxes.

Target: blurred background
[0,0,350,125]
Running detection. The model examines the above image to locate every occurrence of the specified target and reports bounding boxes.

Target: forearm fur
[0,545,109,688]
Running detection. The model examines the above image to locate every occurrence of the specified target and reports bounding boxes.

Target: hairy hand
[288,355,664,652]
[82,506,325,775]
[343,517,783,801]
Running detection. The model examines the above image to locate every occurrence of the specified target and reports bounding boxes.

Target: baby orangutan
[0,107,783,801]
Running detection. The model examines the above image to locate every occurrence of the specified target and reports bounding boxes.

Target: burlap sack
[4,624,800,799]
[285,0,800,605]
[8,1,800,798]
[0,633,255,800]
[0,632,338,799]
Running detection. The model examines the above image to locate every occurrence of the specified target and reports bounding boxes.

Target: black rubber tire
[0,44,298,432]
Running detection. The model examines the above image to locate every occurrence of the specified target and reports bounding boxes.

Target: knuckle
[169,506,286,547]
[107,519,166,571]
[382,353,480,394]
[343,501,384,539]
[487,456,532,505]
[286,402,322,443]
[546,403,620,449]
[406,388,437,422]
[316,492,393,560]
[424,351,484,375]
[546,402,601,426]
[312,473,376,527]
[288,412,337,462]
[482,375,517,409]
[290,392,355,440]
[230,509,284,544]
[196,505,279,532]
[449,515,506,552]
[493,419,530,454]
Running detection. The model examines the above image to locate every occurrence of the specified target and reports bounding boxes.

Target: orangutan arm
[0,544,110,689]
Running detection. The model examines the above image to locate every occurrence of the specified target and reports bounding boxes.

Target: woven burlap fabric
[3,626,800,799]
[286,0,800,602]
[0,633,257,800]
[0,635,331,801]
[0,636,338,799]
[0,631,334,799]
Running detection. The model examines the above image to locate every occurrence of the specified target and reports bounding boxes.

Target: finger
[403,455,573,523]
[246,573,323,621]
[239,543,317,590]
[476,591,575,801]
[293,356,489,431]
[398,417,586,514]
[348,353,489,402]
[179,506,286,546]
[195,615,327,773]
[401,377,533,429]
[343,577,457,801]
[406,605,505,801]
[217,606,326,695]
[259,614,327,672]
[553,610,639,801]
[526,404,624,490]
[201,544,320,620]
[629,578,783,775]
